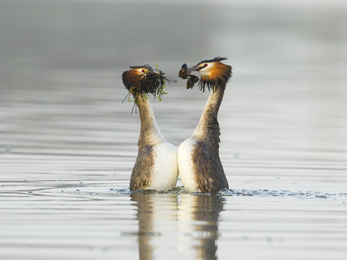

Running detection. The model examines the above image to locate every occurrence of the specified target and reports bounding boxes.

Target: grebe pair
[122,57,232,193]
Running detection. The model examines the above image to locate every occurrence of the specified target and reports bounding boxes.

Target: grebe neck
[136,94,165,146]
[193,84,226,147]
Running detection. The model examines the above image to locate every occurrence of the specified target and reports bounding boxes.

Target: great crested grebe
[178,57,232,193]
[122,64,178,191]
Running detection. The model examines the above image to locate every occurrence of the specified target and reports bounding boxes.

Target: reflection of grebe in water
[178,194,224,260]
[130,192,179,260]
[130,192,224,260]
[178,57,232,193]
[122,65,178,191]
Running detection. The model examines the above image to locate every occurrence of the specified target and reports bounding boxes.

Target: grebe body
[178,57,232,193]
[122,65,178,191]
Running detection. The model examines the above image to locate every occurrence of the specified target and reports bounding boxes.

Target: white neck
[136,95,165,145]
[193,85,225,140]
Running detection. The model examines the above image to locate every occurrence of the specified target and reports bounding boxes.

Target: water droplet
[219,188,233,196]
[242,190,253,196]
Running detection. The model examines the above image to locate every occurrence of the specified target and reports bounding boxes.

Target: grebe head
[181,57,232,92]
[122,64,176,104]
[122,64,160,92]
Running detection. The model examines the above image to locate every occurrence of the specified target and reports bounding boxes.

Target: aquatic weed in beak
[178,63,199,89]
[122,64,177,105]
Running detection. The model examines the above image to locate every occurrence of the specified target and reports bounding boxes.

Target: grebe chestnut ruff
[122,65,178,191]
[178,57,232,193]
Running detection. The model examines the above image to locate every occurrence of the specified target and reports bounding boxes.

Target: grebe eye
[141,69,145,73]
[204,63,208,67]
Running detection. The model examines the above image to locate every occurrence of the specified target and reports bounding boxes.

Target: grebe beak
[187,65,201,73]
[147,70,161,80]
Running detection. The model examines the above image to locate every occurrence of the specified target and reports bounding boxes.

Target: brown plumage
[130,145,154,191]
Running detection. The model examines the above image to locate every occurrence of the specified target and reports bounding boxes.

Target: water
[1,1,347,260]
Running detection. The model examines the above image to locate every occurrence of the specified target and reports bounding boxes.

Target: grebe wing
[130,145,154,191]
[192,142,229,193]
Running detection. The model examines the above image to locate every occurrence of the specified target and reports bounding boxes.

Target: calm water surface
[1,1,347,260]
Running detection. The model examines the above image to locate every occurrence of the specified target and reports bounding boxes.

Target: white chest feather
[177,138,200,192]
[149,141,178,190]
